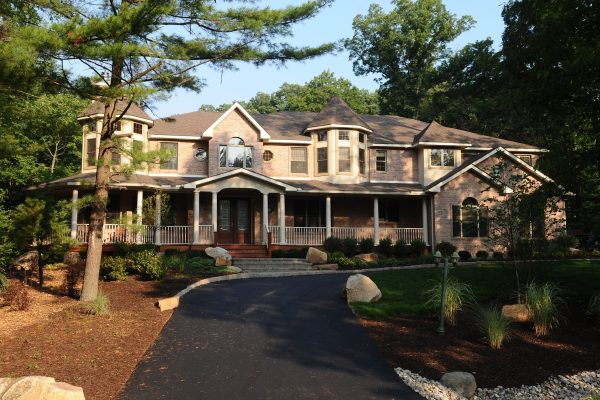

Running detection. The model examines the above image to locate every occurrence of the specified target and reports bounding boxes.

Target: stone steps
[233,258,312,272]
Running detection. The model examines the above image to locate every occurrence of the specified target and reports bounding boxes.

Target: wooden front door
[217,198,252,244]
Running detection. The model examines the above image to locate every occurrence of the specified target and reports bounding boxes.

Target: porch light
[434,249,458,336]
[451,251,460,266]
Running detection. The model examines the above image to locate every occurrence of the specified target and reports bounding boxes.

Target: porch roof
[30,172,199,190]
[279,180,425,195]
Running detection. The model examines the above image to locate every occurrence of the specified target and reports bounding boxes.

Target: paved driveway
[120,274,422,400]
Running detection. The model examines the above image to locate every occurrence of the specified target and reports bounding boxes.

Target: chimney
[93,71,111,88]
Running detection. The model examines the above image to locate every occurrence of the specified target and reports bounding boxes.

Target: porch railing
[268,226,424,246]
[74,224,213,245]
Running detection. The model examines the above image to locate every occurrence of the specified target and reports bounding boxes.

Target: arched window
[219,137,253,168]
[452,197,489,238]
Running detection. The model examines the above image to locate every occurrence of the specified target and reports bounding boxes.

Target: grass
[425,278,473,325]
[81,290,110,316]
[351,260,600,319]
[526,282,563,336]
[475,305,512,349]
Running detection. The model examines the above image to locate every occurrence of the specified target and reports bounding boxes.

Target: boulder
[306,247,327,265]
[215,256,232,267]
[501,304,532,322]
[568,247,582,256]
[13,251,39,271]
[227,266,243,273]
[158,296,179,312]
[0,376,84,400]
[345,274,382,303]
[205,247,232,263]
[354,253,379,263]
[440,371,477,399]
[315,263,338,271]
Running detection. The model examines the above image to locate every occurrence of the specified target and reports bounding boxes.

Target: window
[133,122,143,134]
[87,122,96,132]
[293,199,324,227]
[263,150,273,162]
[376,150,386,172]
[378,199,399,223]
[338,130,350,141]
[338,147,351,173]
[111,150,120,165]
[219,137,253,168]
[430,149,455,167]
[86,137,97,167]
[290,147,307,174]
[317,147,328,174]
[452,197,489,238]
[359,148,365,174]
[317,131,327,142]
[359,133,365,143]
[160,142,178,170]
[112,120,121,132]
[518,155,533,166]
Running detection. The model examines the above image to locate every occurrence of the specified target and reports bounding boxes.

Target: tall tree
[345,0,474,118]
[501,0,600,235]
[4,0,334,301]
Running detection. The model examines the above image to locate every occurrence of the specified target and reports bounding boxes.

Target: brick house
[40,96,565,255]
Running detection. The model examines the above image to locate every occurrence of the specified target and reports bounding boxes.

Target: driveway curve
[119,274,422,400]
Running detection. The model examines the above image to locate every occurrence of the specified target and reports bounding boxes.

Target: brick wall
[370,149,417,182]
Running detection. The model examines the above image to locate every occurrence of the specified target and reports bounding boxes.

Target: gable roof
[414,121,471,147]
[151,110,221,138]
[305,96,372,133]
[79,100,153,124]
[202,102,270,140]
[183,168,299,191]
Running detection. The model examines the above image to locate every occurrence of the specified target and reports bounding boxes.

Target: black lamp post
[434,250,460,335]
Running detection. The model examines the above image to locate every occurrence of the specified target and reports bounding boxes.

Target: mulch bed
[0,269,197,400]
[361,312,600,388]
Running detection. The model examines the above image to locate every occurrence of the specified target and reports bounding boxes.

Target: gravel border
[395,366,600,400]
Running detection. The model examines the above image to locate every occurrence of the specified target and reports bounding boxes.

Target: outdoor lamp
[451,251,460,266]
[434,250,442,266]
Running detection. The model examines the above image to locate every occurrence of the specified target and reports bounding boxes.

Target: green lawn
[352,260,600,319]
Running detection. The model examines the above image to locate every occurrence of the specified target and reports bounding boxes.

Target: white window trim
[430,148,457,168]
[375,150,387,172]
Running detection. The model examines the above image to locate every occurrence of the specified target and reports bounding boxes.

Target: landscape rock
[440,372,477,399]
[0,376,84,400]
[205,247,232,264]
[345,274,382,303]
[306,247,327,265]
[13,251,39,271]
[157,296,179,312]
[567,247,582,256]
[227,266,243,273]
[501,304,532,322]
[354,253,379,263]
[315,263,338,271]
[214,256,232,267]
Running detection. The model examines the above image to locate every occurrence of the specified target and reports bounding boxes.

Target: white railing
[379,228,424,243]
[74,224,212,245]
[198,225,213,244]
[76,224,89,243]
[160,225,192,245]
[268,226,424,246]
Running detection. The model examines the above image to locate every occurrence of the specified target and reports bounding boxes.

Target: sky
[150,1,507,118]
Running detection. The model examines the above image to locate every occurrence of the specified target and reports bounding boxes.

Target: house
[38,96,565,255]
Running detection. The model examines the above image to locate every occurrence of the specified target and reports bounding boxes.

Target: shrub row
[323,237,426,258]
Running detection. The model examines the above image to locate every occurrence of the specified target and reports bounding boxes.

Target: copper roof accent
[305,96,372,132]
[151,110,221,137]
[79,100,153,122]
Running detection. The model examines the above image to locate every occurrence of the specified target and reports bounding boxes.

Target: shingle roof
[305,96,372,132]
[34,172,198,190]
[280,180,423,194]
[79,100,152,122]
[151,110,221,137]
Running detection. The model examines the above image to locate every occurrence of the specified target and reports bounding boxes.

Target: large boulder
[345,274,382,303]
[306,247,327,265]
[354,253,379,263]
[440,371,477,399]
[568,247,582,256]
[501,304,532,322]
[205,247,232,263]
[0,376,84,400]
[13,251,39,271]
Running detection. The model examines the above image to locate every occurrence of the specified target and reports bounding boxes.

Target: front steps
[218,244,269,258]
[233,258,312,272]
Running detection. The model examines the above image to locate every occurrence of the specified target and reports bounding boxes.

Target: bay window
[317,147,328,174]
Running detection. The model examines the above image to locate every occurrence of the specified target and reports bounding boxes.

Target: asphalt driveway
[119,274,422,399]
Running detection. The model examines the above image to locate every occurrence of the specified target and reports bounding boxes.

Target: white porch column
[422,197,429,245]
[325,196,332,238]
[262,193,269,245]
[373,197,380,246]
[154,193,161,246]
[70,189,78,239]
[279,193,286,244]
[193,191,200,244]
[136,190,143,244]
[211,191,218,243]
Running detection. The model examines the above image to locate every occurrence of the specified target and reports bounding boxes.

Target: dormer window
[133,122,143,134]
[317,131,327,142]
[219,137,253,168]
[430,149,455,167]
[338,130,350,141]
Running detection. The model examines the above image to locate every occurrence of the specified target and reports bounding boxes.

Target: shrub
[130,250,165,280]
[112,243,155,257]
[436,241,457,257]
[186,249,210,259]
[271,249,286,258]
[458,250,472,261]
[329,255,367,270]
[425,278,473,326]
[4,284,30,311]
[82,290,110,316]
[394,240,409,258]
[377,237,393,258]
[323,237,343,253]
[586,294,600,324]
[475,305,511,350]
[359,238,374,254]
[164,248,182,257]
[515,239,534,260]
[187,256,215,271]
[525,282,563,336]
[492,251,504,260]
[100,256,129,281]
[63,262,84,298]
[476,250,489,260]
[410,239,426,257]
[162,253,187,273]
[328,251,345,259]
[342,237,358,256]
[0,271,8,293]
[111,242,131,257]
[554,235,579,252]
